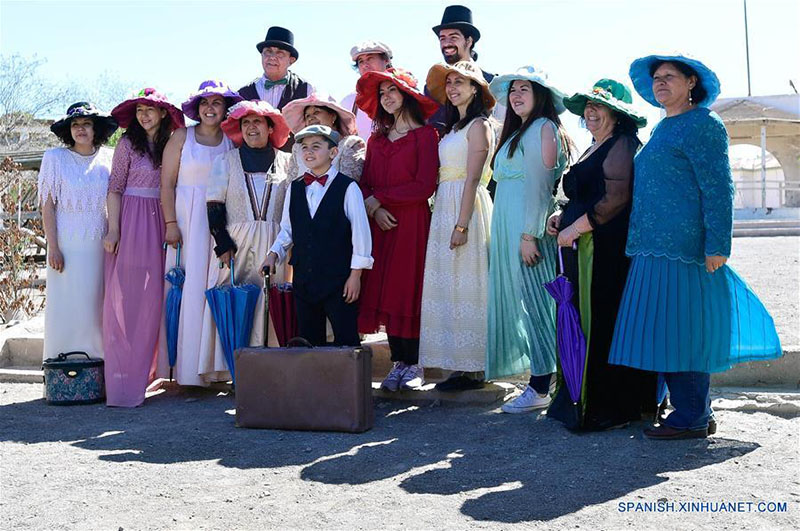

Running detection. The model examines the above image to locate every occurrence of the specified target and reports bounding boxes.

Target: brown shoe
[644,424,708,440]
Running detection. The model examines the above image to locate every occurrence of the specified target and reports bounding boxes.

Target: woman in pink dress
[104,88,184,407]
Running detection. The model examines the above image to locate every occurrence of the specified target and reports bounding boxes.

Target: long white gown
[418,118,494,372]
[38,147,113,361]
[155,126,233,385]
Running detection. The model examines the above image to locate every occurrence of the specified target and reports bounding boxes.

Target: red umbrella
[268,282,298,347]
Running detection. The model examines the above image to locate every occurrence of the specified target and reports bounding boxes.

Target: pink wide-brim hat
[281,93,357,136]
[355,68,439,120]
[221,100,290,148]
[111,88,185,130]
[181,80,243,122]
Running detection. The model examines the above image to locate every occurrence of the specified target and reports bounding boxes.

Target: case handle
[57,351,91,361]
[286,337,314,349]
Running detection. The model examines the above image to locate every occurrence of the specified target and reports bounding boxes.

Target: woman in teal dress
[609,54,782,439]
[486,66,573,413]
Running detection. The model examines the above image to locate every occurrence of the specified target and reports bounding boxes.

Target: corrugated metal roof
[712,95,800,122]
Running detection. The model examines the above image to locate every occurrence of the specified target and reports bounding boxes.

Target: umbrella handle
[229,258,235,286]
[557,242,578,275]
[175,243,181,268]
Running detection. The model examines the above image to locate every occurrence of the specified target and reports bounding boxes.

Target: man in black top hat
[239,26,314,111]
[433,5,490,76]
[427,6,496,126]
[427,5,500,195]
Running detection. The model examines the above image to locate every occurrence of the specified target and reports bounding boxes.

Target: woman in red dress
[355,68,439,391]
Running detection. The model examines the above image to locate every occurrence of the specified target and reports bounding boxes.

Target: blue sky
[2,0,798,148]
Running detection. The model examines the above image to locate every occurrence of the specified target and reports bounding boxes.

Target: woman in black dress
[546,79,657,431]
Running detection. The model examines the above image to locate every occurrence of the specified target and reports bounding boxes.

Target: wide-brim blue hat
[629,53,721,108]
[489,65,566,114]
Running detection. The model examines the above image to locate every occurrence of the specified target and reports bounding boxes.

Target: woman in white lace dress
[419,62,496,390]
[38,102,118,361]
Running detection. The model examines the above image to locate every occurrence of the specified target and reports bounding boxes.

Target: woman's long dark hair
[373,89,426,137]
[443,79,490,135]
[122,112,172,167]
[491,80,574,168]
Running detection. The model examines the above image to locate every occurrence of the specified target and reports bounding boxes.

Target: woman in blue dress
[486,66,573,413]
[609,54,782,439]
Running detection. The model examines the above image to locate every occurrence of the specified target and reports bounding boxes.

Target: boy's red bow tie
[303,172,328,186]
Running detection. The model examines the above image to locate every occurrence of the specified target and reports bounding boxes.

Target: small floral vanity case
[42,351,105,405]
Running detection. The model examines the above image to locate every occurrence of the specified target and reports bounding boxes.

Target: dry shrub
[0,156,45,322]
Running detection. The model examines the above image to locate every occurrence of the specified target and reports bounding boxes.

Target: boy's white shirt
[269,167,374,269]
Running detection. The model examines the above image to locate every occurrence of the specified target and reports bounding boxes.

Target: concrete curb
[710,347,800,388]
[372,381,516,405]
[3,331,797,389]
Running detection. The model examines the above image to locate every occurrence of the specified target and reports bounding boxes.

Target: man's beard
[441,47,461,64]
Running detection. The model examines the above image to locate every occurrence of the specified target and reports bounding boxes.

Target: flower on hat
[591,87,612,100]
[389,68,418,90]
[67,103,97,117]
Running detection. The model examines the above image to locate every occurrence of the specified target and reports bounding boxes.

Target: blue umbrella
[164,243,184,381]
[543,245,587,403]
[204,259,261,385]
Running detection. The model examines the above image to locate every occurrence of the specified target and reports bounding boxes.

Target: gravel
[1,383,798,530]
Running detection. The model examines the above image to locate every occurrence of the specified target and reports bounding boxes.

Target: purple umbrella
[543,245,587,403]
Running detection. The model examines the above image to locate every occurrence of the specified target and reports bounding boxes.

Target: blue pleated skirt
[608,255,782,373]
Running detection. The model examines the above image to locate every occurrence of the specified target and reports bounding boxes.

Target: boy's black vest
[289,173,354,303]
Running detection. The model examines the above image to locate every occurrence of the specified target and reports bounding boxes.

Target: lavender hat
[181,80,243,122]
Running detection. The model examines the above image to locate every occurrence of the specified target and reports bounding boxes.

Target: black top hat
[432,5,481,43]
[256,26,299,60]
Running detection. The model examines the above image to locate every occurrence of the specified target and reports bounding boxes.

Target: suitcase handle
[57,351,91,361]
[286,337,313,349]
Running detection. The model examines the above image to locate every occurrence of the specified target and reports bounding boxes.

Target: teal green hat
[563,79,647,128]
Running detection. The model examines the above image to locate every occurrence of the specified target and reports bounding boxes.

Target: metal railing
[732,179,800,208]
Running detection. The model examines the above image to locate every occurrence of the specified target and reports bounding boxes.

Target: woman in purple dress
[104,88,184,407]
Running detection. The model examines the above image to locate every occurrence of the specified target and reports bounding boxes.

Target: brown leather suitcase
[234,344,374,432]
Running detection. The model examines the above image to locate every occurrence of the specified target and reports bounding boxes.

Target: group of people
[39,5,782,440]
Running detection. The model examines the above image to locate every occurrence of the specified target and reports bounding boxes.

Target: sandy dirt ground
[1,383,798,530]
[727,236,799,346]
[0,237,798,530]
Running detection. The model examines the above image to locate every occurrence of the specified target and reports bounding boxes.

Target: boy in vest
[264,125,373,346]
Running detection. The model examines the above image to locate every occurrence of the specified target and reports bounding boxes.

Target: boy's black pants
[294,290,360,347]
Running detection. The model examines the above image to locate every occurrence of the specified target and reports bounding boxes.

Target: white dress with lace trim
[37,146,112,241]
[419,118,494,372]
[38,146,112,361]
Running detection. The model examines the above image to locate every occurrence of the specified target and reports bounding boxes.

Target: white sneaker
[501,385,551,414]
[400,364,425,390]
